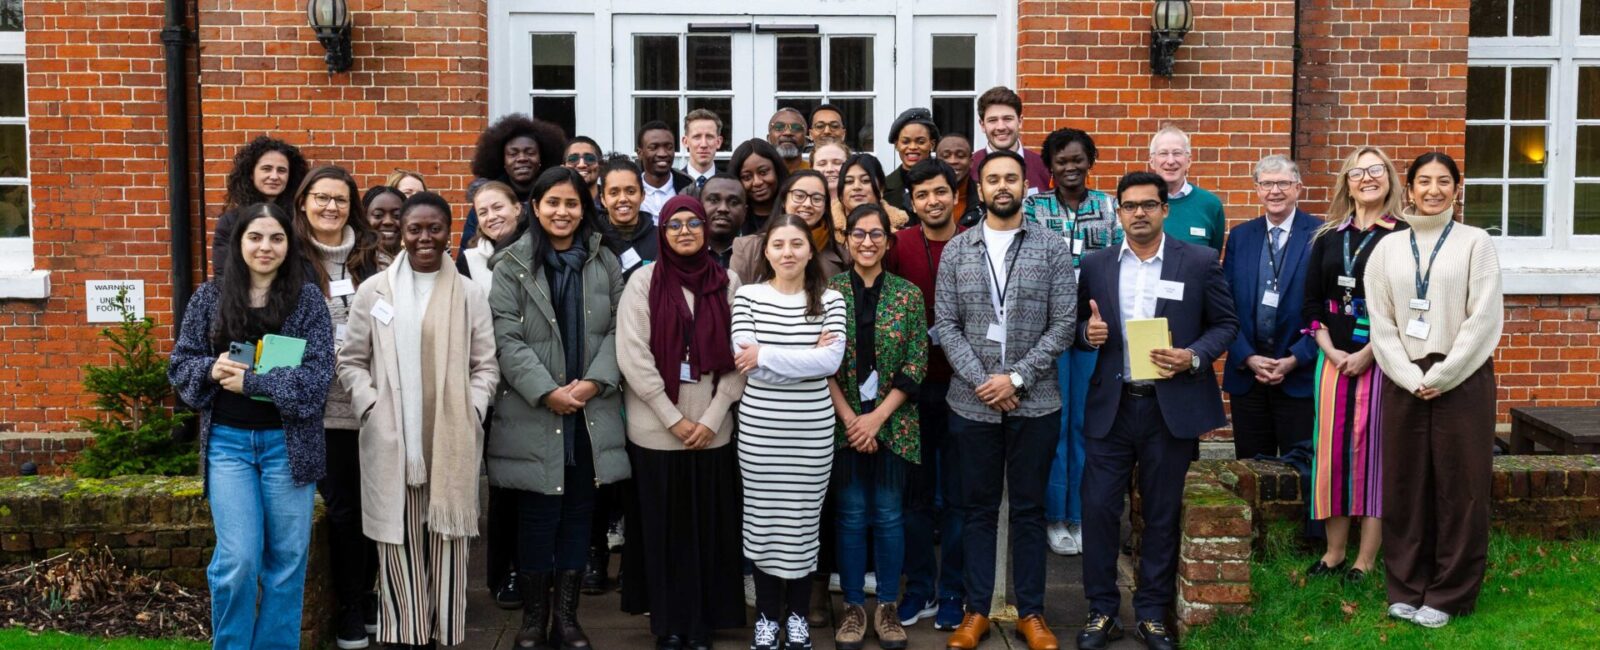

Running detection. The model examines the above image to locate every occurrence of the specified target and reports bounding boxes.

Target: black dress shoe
[1075,611,1123,650]
[1344,568,1367,583]
[1307,559,1346,577]
[655,634,685,650]
[685,638,711,650]
[1133,619,1176,650]
[495,571,525,610]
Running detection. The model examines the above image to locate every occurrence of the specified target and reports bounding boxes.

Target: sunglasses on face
[665,219,705,232]
[770,122,807,134]
[566,153,598,165]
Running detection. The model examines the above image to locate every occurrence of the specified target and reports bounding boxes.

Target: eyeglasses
[310,193,350,209]
[812,121,844,131]
[565,153,598,165]
[848,228,887,243]
[1256,180,1298,191]
[1152,149,1189,160]
[1119,200,1164,214]
[770,122,807,134]
[664,219,705,232]
[1346,164,1388,181]
[787,189,827,206]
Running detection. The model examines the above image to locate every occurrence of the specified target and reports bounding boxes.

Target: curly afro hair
[470,114,568,182]
[224,135,309,212]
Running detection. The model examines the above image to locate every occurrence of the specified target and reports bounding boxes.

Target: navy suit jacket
[1075,237,1239,440]
[1220,209,1323,398]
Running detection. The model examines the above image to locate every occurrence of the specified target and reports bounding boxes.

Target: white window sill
[1497,247,1600,294]
[0,270,50,299]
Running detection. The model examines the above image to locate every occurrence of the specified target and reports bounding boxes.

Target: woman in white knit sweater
[1364,152,1502,630]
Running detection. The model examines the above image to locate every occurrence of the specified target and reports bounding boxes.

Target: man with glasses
[1147,125,1227,251]
[767,107,810,173]
[1073,171,1238,650]
[680,109,723,189]
[1221,155,1322,461]
[809,104,847,148]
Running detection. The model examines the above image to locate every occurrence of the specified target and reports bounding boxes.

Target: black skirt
[620,442,746,638]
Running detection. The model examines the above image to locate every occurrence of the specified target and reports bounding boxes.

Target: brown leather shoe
[944,612,990,649]
[1014,614,1059,650]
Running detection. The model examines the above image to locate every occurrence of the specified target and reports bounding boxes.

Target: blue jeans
[835,457,905,605]
[207,424,316,650]
[902,381,964,602]
[1047,348,1095,524]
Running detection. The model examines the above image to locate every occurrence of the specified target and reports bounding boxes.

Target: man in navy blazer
[1222,155,1323,460]
[1072,171,1238,650]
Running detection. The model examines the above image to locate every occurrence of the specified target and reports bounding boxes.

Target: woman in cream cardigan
[1364,152,1502,630]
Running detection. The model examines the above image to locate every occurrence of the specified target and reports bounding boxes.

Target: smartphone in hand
[227,341,256,369]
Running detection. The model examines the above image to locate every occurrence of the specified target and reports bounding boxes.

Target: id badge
[335,324,348,343]
[986,322,1006,344]
[1337,275,1357,289]
[1410,298,1431,312]
[1070,237,1084,256]
[329,278,356,297]
[859,370,880,402]
[1261,290,1280,308]
[370,299,395,325]
[620,248,642,270]
[928,327,941,347]
[679,362,699,383]
[1405,318,1431,340]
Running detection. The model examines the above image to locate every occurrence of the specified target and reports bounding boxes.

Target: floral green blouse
[828,270,927,464]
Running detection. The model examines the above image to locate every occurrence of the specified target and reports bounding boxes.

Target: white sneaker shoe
[827,572,878,595]
[1387,603,1418,621]
[864,572,877,596]
[828,572,842,593]
[606,519,626,551]
[1047,521,1073,556]
[745,574,757,608]
[1412,606,1451,628]
[1062,522,1083,555]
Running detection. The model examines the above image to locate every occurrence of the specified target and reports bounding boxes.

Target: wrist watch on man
[1009,371,1026,394]
[1186,349,1201,374]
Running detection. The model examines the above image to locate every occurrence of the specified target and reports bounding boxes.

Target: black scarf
[543,238,589,465]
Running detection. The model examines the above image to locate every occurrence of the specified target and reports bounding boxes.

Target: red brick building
[1,1,1596,465]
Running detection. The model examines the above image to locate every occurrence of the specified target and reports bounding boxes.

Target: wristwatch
[1009,371,1026,393]
[1186,348,1202,373]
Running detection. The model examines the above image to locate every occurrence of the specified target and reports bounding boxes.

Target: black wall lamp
[308,0,353,73]
[1150,0,1194,78]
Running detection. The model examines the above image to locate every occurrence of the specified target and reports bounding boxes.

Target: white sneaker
[606,519,626,551]
[827,572,878,595]
[1062,522,1083,556]
[1387,603,1418,621]
[864,572,877,596]
[751,614,780,650]
[1047,521,1073,555]
[829,572,842,593]
[745,574,757,608]
[1412,606,1451,628]
[785,612,813,649]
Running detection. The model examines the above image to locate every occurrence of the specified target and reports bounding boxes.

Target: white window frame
[1469,0,1600,293]
[0,25,47,298]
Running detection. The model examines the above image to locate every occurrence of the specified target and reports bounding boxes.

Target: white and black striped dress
[731,282,848,580]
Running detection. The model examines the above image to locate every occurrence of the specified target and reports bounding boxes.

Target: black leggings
[753,569,812,624]
[518,444,598,574]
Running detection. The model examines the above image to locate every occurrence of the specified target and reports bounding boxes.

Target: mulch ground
[0,547,209,640]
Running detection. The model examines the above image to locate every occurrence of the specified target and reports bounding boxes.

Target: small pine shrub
[73,288,197,477]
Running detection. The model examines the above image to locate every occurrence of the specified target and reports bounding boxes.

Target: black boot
[553,570,592,649]
[580,546,608,594]
[515,572,553,649]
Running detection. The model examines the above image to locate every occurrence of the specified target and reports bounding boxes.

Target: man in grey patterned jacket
[931,149,1076,650]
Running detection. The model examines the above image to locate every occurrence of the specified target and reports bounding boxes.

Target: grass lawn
[0,628,209,650]
[1184,522,1600,649]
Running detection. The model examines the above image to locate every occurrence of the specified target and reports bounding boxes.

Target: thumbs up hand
[1086,299,1109,347]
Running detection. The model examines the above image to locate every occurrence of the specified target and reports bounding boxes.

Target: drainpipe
[1290,0,1302,163]
[162,0,193,327]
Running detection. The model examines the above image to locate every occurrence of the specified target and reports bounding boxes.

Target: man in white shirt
[679,109,722,189]
[636,120,693,218]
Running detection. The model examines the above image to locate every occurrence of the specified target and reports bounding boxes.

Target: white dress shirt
[1117,235,1165,383]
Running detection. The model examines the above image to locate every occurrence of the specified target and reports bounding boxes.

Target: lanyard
[921,228,937,275]
[1341,226,1377,279]
[981,232,1023,318]
[1410,220,1453,302]
[1264,228,1287,291]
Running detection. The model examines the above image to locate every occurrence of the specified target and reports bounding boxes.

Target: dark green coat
[828,271,927,464]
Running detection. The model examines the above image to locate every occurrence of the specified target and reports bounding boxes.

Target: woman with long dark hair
[488,167,628,650]
[169,202,334,650]
[831,154,910,237]
[211,136,310,277]
[729,170,850,283]
[729,138,790,236]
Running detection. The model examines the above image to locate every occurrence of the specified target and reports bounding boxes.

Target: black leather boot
[580,546,608,594]
[515,572,553,649]
[553,570,592,649]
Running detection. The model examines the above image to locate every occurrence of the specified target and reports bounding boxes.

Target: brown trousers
[1380,354,1495,615]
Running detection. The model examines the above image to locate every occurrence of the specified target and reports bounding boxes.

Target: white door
[750,16,896,160]
[495,12,598,140]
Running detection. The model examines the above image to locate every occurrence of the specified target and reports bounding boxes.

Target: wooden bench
[1509,406,1600,455]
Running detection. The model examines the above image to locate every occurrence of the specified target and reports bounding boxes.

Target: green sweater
[1163,183,1227,250]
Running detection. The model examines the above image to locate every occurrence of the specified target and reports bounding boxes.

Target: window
[630,33,736,153]
[771,34,876,152]
[530,33,578,139]
[0,0,39,291]
[1464,65,1549,236]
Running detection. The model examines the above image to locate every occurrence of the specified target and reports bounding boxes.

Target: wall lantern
[307,0,353,73]
[1150,0,1194,78]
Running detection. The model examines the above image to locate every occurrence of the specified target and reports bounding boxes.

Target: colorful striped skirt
[1310,349,1384,520]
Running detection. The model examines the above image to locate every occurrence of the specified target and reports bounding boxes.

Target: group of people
[168,84,1503,650]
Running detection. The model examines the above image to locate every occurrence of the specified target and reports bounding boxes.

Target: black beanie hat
[888,107,940,145]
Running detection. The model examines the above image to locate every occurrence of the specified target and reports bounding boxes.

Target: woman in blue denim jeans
[169,202,335,650]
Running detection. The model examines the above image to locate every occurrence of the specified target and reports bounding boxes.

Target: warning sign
[85,280,146,323]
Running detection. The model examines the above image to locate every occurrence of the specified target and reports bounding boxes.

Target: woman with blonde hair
[387,170,428,198]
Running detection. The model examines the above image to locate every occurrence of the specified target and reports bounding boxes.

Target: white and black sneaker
[751,614,781,650]
[335,605,370,649]
[784,612,813,650]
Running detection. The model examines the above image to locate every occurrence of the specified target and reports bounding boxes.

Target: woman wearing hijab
[617,196,748,650]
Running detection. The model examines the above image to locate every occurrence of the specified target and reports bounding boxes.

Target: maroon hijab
[649,195,735,401]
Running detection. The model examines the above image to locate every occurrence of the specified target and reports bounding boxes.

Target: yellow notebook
[1125,318,1171,381]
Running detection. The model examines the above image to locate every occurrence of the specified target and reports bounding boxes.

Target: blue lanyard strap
[1409,220,1453,301]
[1342,226,1377,278]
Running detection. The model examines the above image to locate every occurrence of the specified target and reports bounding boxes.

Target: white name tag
[1410,298,1431,312]
[370,299,395,325]
[859,370,880,402]
[1069,237,1084,256]
[1074,267,1082,282]
[335,324,348,343]
[1261,290,1280,308]
[1405,318,1431,340]
[329,278,356,297]
[620,248,642,270]
[986,322,1006,344]
[1337,275,1358,289]
[679,362,698,383]
[928,327,941,347]
[1156,280,1185,301]
[1189,226,1207,238]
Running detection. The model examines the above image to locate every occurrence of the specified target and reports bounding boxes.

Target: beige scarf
[398,256,481,539]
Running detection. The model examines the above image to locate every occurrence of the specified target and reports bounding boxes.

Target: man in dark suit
[1222,155,1323,460]
[1073,171,1239,650]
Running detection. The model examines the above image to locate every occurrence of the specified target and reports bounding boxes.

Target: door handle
[688,22,753,33]
[755,23,819,34]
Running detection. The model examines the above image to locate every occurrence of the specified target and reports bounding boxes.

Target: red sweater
[885,225,960,382]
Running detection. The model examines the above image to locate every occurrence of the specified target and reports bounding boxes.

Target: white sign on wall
[85,280,146,323]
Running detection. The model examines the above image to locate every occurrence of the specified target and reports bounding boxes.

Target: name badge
[620,248,643,270]
[1409,298,1431,312]
[335,324,348,343]
[1069,236,1084,256]
[1261,290,1280,308]
[928,327,942,347]
[986,322,1006,344]
[1074,267,1082,282]
[1405,318,1431,340]
[859,370,880,402]
[329,278,356,297]
[370,299,395,325]
[1189,226,1207,238]
[1337,275,1357,289]
[1155,280,1185,301]
[679,362,698,383]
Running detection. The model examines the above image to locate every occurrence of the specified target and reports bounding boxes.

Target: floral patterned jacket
[828,271,927,464]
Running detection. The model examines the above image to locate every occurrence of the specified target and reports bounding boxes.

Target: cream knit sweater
[1364,207,1503,394]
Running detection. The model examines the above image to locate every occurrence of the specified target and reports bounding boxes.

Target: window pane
[1576,184,1600,235]
[0,123,25,179]
[686,36,732,92]
[1507,125,1546,178]
[1469,0,1508,37]
[1584,0,1600,35]
[933,96,975,144]
[0,0,19,32]
[0,184,25,238]
[635,35,679,91]
[687,96,734,153]
[1509,67,1547,120]
[1511,0,1551,37]
[1465,124,1505,178]
[1578,125,1600,178]
[531,34,575,91]
[1580,67,1600,120]
[829,37,873,92]
[532,97,576,140]
[932,35,976,92]
[1463,184,1503,234]
[1465,67,1504,120]
[829,98,874,152]
[0,64,21,117]
[635,97,679,142]
[775,37,821,92]
[775,97,820,133]
[1506,185,1543,236]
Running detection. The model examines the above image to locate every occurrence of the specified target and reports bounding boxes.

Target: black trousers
[485,485,519,590]
[1081,389,1197,622]
[1230,382,1314,460]
[317,428,378,613]
[519,445,598,574]
[949,409,1056,618]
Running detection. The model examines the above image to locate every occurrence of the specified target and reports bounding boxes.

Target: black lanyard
[1341,225,1377,279]
[921,228,937,275]
[1410,220,1453,302]
[981,231,1024,317]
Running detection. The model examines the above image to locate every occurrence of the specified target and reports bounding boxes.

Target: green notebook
[249,334,306,402]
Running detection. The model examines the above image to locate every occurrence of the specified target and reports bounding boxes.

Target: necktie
[1270,226,1282,252]
[696,175,707,190]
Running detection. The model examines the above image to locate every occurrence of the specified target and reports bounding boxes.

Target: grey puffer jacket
[486,230,629,495]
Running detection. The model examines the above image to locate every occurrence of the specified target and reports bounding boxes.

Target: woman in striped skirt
[731,214,848,650]
[1300,146,1407,584]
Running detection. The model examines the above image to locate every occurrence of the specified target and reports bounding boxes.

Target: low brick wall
[0,476,332,648]
[1173,454,1600,633]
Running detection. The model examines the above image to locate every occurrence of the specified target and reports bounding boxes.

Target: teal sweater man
[1162,183,1227,250]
